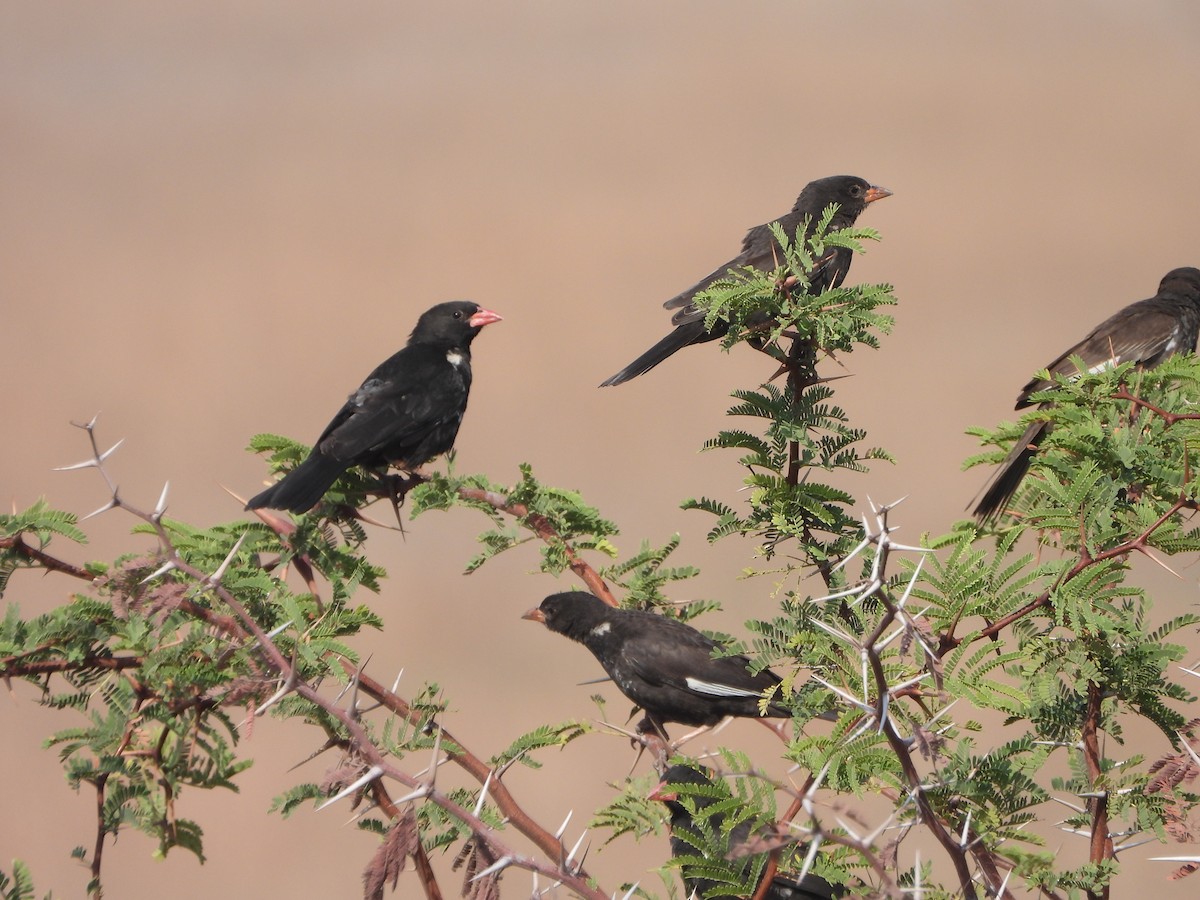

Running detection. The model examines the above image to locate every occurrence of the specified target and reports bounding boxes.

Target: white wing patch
[446,350,465,366]
[1087,358,1119,375]
[684,677,759,698]
[589,622,611,638]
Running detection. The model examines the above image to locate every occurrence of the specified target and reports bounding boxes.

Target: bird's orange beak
[521,607,546,623]
[470,307,503,328]
[864,185,893,204]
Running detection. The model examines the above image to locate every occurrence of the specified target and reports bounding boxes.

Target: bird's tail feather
[245,452,347,514]
[972,420,1051,523]
[599,320,708,386]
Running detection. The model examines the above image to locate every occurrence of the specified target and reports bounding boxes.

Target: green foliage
[410,462,621,574]
[689,208,894,356]
[11,215,1200,899]
[0,500,89,593]
[487,720,592,770]
[967,356,1200,547]
[680,221,896,591]
[0,861,48,900]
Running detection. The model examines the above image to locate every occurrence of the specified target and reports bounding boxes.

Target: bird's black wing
[976,301,1189,521]
[315,345,470,464]
[1017,304,1186,405]
[662,239,766,325]
[621,623,780,699]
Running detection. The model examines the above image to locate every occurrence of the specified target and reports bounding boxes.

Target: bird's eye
[848,184,863,197]
[453,311,463,319]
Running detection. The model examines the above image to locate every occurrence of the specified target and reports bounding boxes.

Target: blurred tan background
[5,2,1200,897]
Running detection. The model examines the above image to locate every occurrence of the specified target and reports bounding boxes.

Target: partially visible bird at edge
[972,267,1200,522]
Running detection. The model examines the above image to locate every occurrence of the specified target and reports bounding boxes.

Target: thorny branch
[13,421,615,900]
[1081,681,1113,900]
[809,501,1015,900]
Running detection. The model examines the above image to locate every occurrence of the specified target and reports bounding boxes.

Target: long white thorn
[139,559,177,585]
[564,829,589,870]
[54,438,126,471]
[315,764,385,811]
[473,769,495,817]
[469,856,512,882]
[207,532,247,586]
[554,809,574,840]
[153,481,170,519]
[82,497,119,520]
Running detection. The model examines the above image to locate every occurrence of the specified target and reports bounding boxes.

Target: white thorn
[564,829,588,869]
[57,438,125,470]
[207,532,248,586]
[154,481,170,518]
[139,559,177,584]
[792,834,823,890]
[315,764,385,810]
[554,809,574,840]
[1178,733,1200,768]
[469,856,512,882]
[82,497,119,520]
[474,769,495,817]
[388,783,433,806]
[808,676,871,712]
[889,672,930,694]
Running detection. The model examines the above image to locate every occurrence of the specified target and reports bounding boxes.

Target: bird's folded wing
[1021,307,1183,401]
[623,637,773,696]
[319,363,467,460]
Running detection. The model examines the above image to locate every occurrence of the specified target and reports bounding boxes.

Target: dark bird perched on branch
[599,175,891,386]
[973,267,1200,522]
[651,764,844,900]
[522,591,792,736]
[247,300,502,514]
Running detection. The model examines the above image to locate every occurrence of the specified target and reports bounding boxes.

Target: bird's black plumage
[652,764,844,900]
[522,591,789,733]
[246,300,502,514]
[973,267,1200,522]
[599,175,891,386]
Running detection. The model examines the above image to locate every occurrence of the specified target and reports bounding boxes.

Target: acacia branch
[1,654,144,679]
[0,534,94,580]
[341,661,580,869]
[456,487,617,606]
[1081,681,1113,900]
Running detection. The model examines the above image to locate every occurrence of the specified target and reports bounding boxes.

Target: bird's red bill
[470,307,503,328]
[864,185,893,204]
[521,607,545,623]
[648,782,677,803]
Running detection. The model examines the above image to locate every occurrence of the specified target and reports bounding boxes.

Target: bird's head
[521,591,609,638]
[410,300,502,346]
[798,175,892,225]
[1159,266,1200,301]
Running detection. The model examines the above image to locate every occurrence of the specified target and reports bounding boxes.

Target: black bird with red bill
[973,267,1200,522]
[247,300,501,514]
[599,175,891,386]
